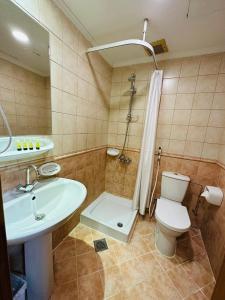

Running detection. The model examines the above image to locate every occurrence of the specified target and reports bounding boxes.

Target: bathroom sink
[4,177,87,245]
[4,177,87,300]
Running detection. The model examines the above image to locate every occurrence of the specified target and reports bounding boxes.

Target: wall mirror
[0,0,51,137]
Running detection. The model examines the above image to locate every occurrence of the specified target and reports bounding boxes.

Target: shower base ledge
[80,192,138,242]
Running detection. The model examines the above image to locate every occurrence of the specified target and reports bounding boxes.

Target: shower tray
[80,192,138,242]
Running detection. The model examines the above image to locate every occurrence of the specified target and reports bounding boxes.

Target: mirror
[0,0,51,136]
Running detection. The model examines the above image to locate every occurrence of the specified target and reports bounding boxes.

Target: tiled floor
[51,215,215,300]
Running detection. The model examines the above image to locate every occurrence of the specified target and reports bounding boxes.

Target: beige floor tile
[77,251,100,277]
[119,258,146,289]
[142,233,156,251]
[75,238,95,256]
[185,290,208,300]
[96,248,118,270]
[201,282,215,299]
[138,252,163,279]
[134,219,155,236]
[176,236,204,263]
[167,264,199,298]
[54,256,77,285]
[111,242,135,264]
[91,228,107,240]
[69,223,93,243]
[52,221,215,300]
[121,282,153,300]
[100,266,123,298]
[147,271,182,300]
[78,271,104,299]
[130,234,152,257]
[195,254,214,275]
[105,293,124,300]
[152,249,180,271]
[182,260,214,288]
[51,280,78,300]
[54,238,76,263]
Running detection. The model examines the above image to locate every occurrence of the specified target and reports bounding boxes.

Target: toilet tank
[161,171,190,202]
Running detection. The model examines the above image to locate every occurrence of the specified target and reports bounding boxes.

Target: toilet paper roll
[201,186,223,206]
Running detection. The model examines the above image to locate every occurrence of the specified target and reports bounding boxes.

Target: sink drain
[35,213,45,221]
[117,222,123,228]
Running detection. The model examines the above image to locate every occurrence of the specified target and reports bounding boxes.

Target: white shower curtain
[133,70,163,215]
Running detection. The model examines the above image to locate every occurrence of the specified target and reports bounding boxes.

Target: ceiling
[54,0,225,67]
[0,0,49,76]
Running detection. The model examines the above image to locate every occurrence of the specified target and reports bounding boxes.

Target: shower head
[128,73,136,94]
[128,73,136,82]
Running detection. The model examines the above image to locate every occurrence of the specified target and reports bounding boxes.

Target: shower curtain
[133,70,163,215]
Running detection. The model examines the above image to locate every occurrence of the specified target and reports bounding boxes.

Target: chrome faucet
[17,165,39,193]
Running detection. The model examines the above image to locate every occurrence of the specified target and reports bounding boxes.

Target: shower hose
[148,148,161,218]
[0,104,12,154]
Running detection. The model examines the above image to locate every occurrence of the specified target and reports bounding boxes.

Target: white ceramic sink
[4,177,87,300]
[4,177,87,245]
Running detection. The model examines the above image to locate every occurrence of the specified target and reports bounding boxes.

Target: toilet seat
[155,197,191,233]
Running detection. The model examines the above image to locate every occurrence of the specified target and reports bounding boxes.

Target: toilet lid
[155,198,191,232]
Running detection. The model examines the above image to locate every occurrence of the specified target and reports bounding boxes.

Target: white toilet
[155,171,191,257]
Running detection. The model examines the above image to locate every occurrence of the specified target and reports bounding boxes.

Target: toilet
[155,171,191,257]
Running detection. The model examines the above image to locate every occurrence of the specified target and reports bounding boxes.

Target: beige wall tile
[187,126,206,142]
[202,143,219,160]
[175,94,194,109]
[180,57,200,77]
[208,110,225,127]
[172,110,191,125]
[160,94,176,109]
[162,60,181,78]
[178,77,197,93]
[158,109,174,125]
[205,127,224,144]
[216,74,225,92]
[162,78,178,94]
[157,125,172,139]
[170,125,188,140]
[184,141,203,158]
[168,140,185,155]
[212,93,225,109]
[192,93,214,109]
[196,75,217,92]
[189,110,210,126]
[199,54,222,75]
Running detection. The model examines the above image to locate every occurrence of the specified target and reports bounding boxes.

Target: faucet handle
[16,181,38,193]
[16,184,27,192]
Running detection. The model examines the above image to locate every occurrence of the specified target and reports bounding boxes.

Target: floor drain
[93,238,108,252]
[117,222,123,228]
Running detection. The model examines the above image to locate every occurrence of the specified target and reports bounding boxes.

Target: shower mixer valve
[118,154,132,164]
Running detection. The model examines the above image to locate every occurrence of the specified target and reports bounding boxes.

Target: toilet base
[155,224,176,257]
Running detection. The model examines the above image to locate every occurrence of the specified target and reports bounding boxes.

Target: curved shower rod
[86,19,158,70]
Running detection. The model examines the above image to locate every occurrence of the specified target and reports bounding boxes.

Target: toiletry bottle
[36,141,40,150]
[23,141,28,151]
[29,141,33,150]
[16,141,22,151]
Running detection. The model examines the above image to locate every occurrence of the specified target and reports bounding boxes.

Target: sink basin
[4,177,87,245]
[4,177,87,300]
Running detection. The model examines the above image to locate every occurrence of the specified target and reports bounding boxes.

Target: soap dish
[107,148,120,157]
[38,162,61,177]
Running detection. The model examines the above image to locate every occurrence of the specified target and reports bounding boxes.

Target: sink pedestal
[24,233,54,300]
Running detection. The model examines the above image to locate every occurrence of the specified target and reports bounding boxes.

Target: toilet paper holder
[200,186,223,206]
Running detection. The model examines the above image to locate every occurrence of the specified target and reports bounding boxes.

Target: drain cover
[93,238,108,252]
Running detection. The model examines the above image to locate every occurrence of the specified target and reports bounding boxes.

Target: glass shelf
[0,136,54,162]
